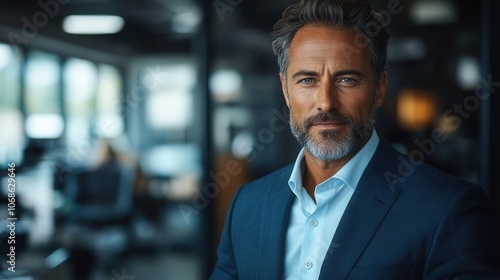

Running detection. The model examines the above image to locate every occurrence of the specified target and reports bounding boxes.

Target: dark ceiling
[0,0,202,55]
[0,0,297,57]
[0,0,484,62]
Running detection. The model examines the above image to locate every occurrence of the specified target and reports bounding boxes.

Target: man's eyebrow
[291,70,319,80]
[291,69,366,80]
[333,69,365,78]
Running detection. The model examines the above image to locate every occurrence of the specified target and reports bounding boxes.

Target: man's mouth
[310,122,346,129]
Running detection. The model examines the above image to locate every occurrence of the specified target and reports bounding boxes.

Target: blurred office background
[0,0,499,279]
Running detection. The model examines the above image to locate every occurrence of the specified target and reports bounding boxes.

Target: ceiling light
[172,9,201,33]
[63,15,124,34]
[387,38,426,61]
[410,0,457,25]
[209,69,243,102]
[457,56,480,90]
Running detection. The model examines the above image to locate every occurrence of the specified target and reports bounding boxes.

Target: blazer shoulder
[373,137,479,195]
[243,164,293,189]
[237,164,293,196]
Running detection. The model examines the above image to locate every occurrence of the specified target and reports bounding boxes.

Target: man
[210,0,499,279]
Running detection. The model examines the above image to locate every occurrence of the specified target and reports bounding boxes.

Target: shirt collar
[288,129,379,197]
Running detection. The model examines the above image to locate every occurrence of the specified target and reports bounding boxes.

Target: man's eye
[339,77,356,85]
[299,78,315,85]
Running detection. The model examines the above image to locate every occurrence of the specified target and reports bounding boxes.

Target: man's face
[280,25,387,162]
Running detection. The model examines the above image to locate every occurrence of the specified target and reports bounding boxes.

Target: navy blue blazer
[210,138,499,279]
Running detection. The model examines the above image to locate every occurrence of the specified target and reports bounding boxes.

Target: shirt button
[310,219,318,227]
[304,260,313,270]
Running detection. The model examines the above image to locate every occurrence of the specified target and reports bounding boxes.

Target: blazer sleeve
[423,184,500,279]
[209,187,243,280]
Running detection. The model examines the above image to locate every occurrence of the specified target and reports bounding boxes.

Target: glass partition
[63,58,98,147]
[25,51,63,139]
[0,43,23,165]
[96,64,123,139]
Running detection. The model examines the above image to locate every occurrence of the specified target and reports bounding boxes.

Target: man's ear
[375,71,387,109]
[279,73,290,108]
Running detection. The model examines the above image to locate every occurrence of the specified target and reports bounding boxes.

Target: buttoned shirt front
[284,130,379,280]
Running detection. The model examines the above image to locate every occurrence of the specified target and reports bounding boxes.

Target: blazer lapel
[319,139,401,279]
[257,166,295,280]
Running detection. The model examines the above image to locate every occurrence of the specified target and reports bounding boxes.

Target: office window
[145,63,195,131]
[0,43,23,164]
[25,51,63,139]
[96,64,123,138]
[139,60,200,198]
[64,58,98,147]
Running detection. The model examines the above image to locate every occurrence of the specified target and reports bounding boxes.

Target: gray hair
[272,0,390,82]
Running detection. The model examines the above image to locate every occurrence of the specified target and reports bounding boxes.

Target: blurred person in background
[62,139,137,280]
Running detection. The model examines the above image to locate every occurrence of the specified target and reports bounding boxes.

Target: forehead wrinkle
[287,25,373,79]
[289,48,360,74]
[294,42,364,60]
[290,40,366,64]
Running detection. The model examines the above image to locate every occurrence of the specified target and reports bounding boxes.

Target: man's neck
[301,137,371,202]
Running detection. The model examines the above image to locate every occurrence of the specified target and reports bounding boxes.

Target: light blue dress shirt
[284,130,379,280]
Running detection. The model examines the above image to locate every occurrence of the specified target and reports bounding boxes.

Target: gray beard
[289,107,376,162]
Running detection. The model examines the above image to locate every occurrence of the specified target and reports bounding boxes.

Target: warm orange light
[397,89,437,131]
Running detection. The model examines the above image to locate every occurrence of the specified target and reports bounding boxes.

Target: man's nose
[316,80,339,112]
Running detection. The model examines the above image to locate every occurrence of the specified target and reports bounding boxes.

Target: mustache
[303,111,353,128]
